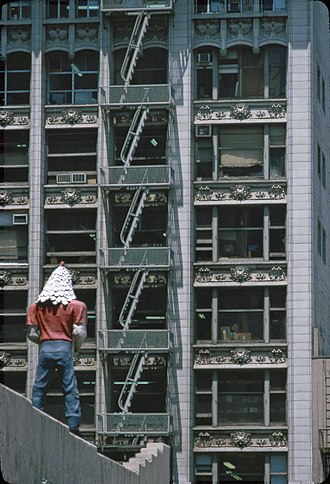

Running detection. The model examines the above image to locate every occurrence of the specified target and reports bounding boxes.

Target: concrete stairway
[0,384,170,484]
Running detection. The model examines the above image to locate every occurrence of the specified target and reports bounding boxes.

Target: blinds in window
[219,128,263,167]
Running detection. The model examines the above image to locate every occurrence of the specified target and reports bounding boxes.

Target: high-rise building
[0,0,329,482]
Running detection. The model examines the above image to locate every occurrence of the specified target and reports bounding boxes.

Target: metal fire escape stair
[119,268,148,330]
[121,12,150,87]
[118,351,148,413]
[120,104,149,167]
[120,186,149,249]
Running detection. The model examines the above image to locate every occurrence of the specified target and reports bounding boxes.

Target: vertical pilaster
[26,0,45,399]
[168,1,193,481]
[287,0,313,481]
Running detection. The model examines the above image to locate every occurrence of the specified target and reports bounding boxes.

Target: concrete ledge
[0,384,170,484]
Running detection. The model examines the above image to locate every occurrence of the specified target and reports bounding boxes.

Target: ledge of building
[0,384,170,484]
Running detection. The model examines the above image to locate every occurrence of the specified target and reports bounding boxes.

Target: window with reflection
[196,45,287,100]
[46,0,69,18]
[0,53,31,106]
[7,0,31,19]
[195,286,286,343]
[47,51,98,105]
[75,0,99,17]
[195,123,286,180]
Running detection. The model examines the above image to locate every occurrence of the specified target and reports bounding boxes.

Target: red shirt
[26,300,87,343]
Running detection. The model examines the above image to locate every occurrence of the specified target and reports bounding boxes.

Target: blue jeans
[32,340,81,429]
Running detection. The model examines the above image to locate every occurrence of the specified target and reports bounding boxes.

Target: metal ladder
[120,102,149,166]
[119,268,148,330]
[118,350,148,413]
[121,12,150,87]
[120,186,149,249]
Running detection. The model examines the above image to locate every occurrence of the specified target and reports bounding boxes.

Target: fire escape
[98,0,174,447]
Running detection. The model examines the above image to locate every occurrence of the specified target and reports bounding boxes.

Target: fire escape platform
[98,329,172,352]
[100,85,174,110]
[101,0,174,13]
[98,247,172,271]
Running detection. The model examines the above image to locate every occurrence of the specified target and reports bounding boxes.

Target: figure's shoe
[69,427,82,437]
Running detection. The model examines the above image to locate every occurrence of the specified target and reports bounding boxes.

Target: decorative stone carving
[195,268,212,283]
[230,267,251,282]
[270,431,287,447]
[230,348,252,365]
[0,271,12,287]
[73,356,95,367]
[60,188,82,206]
[113,23,133,44]
[268,103,286,118]
[230,432,252,448]
[195,186,226,201]
[228,19,252,39]
[8,27,31,47]
[269,266,286,281]
[145,23,167,42]
[75,24,98,44]
[269,184,286,199]
[269,348,286,364]
[0,111,14,127]
[195,105,226,121]
[195,432,226,448]
[46,26,69,44]
[261,19,286,39]
[71,271,81,284]
[230,185,251,200]
[195,20,220,39]
[62,109,83,125]
[47,111,97,125]
[0,352,11,368]
[230,104,251,120]
[0,190,13,206]
[195,349,225,365]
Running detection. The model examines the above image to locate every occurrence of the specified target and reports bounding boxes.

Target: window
[0,214,28,262]
[0,291,27,343]
[7,1,31,19]
[317,66,326,112]
[270,455,287,483]
[196,46,286,100]
[219,126,264,177]
[194,0,254,14]
[47,51,98,105]
[261,0,286,11]
[195,369,287,425]
[75,0,99,17]
[317,144,326,188]
[47,129,97,184]
[196,205,286,262]
[0,130,29,183]
[318,220,326,264]
[195,286,286,343]
[115,125,167,165]
[46,0,69,18]
[0,53,31,106]
[195,123,286,180]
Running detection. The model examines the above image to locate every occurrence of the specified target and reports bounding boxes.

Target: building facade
[0,0,329,483]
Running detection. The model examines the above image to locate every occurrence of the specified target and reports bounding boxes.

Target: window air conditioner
[195,125,212,137]
[13,214,28,225]
[71,173,87,184]
[56,173,71,184]
[197,52,211,63]
[56,173,87,184]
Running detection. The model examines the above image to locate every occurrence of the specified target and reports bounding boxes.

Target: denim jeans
[32,340,81,429]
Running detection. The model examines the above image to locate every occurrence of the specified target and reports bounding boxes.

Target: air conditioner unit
[72,173,87,184]
[197,52,211,64]
[195,125,212,137]
[13,214,28,225]
[56,173,87,184]
[56,173,71,184]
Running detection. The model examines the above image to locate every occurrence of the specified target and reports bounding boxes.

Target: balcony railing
[98,330,171,352]
[99,247,171,270]
[99,165,173,189]
[100,85,173,108]
[97,413,170,435]
[101,0,173,12]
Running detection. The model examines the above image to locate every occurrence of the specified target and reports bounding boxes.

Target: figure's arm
[27,325,40,344]
[72,323,87,354]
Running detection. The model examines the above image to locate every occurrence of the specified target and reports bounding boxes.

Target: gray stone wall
[0,385,170,484]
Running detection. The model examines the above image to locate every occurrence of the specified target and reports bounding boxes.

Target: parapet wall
[0,384,170,484]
